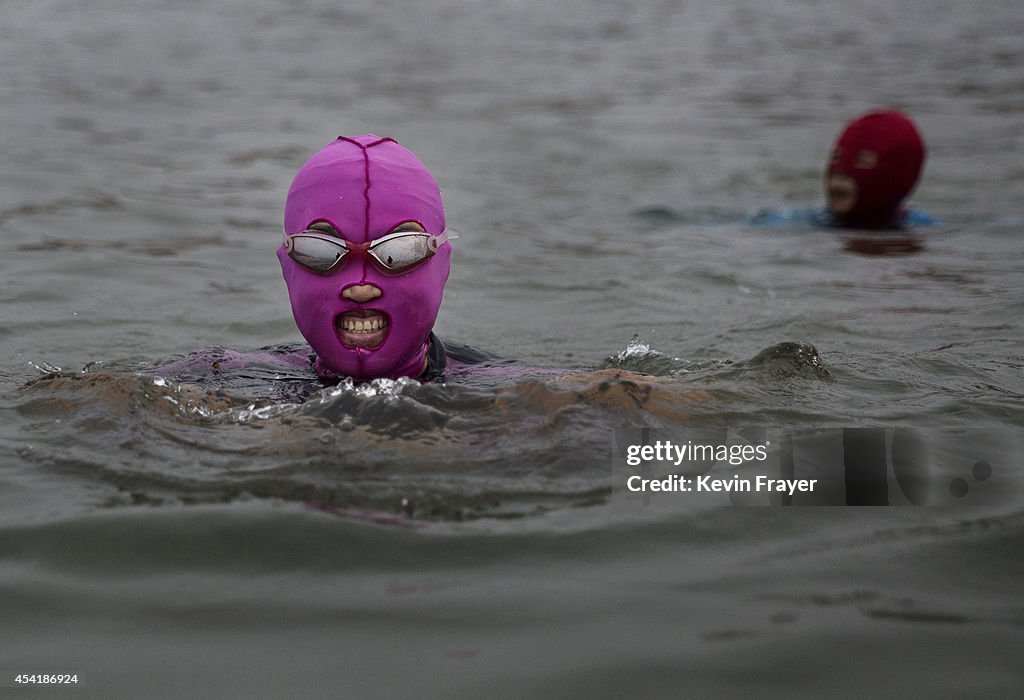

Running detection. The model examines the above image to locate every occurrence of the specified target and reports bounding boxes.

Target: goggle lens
[285,235,349,273]
[368,233,438,272]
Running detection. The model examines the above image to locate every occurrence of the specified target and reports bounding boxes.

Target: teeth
[342,315,387,332]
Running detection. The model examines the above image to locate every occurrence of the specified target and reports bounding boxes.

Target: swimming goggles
[283,229,456,275]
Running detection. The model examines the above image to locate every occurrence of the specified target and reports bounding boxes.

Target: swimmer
[278,134,464,382]
[750,109,937,237]
[153,134,499,392]
[824,109,927,230]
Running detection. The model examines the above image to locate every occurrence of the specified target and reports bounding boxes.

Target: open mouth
[335,310,389,349]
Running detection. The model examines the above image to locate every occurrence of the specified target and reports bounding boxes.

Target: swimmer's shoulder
[900,208,941,227]
[260,342,318,370]
[151,343,315,380]
[748,206,941,230]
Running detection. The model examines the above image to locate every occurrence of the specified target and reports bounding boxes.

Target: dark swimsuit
[418,333,503,382]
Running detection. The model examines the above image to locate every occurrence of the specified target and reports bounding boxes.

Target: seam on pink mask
[334,135,398,242]
[335,137,373,242]
[333,136,399,372]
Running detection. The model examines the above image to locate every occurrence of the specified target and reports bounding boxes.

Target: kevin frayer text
[627,474,817,495]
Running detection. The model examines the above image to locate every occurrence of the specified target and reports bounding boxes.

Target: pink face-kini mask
[278,135,451,380]
[827,110,925,227]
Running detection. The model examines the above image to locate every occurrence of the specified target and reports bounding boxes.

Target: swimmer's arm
[495,369,711,422]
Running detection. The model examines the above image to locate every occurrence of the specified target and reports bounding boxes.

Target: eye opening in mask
[854,150,879,169]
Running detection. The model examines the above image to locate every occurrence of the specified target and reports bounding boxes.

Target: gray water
[2,0,1023,697]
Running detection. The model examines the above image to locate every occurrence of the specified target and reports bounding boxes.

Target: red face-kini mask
[826,110,926,228]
